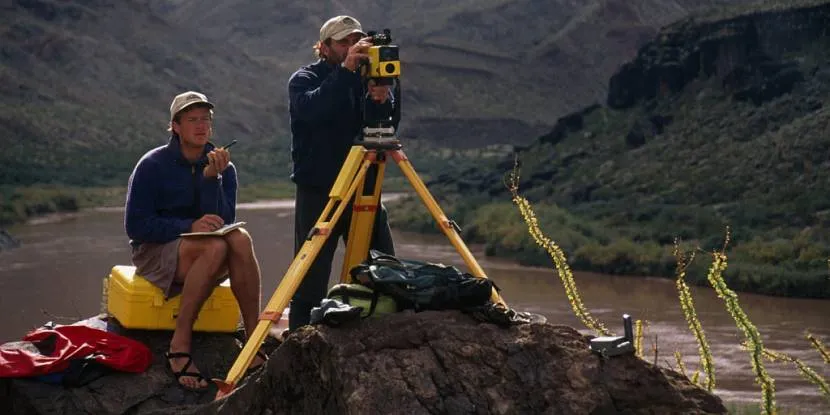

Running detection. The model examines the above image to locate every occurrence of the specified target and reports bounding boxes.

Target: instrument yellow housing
[367,45,400,78]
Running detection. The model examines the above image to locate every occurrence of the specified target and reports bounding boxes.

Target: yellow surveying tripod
[214,136,507,398]
[214,33,506,399]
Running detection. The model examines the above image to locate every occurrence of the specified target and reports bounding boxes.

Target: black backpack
[349,250,497,312]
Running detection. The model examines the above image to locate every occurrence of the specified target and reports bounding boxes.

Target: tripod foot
[213,378,236,400]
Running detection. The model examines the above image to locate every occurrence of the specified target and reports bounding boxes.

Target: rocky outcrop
[0,316,266,414]
[607,1,830,109]
[0,229,20,251]
[2,311,726,414]
[537,104,602,147]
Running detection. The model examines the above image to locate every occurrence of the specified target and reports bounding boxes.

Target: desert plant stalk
[807,333,830,364]
[691,370,701,385]
[707,229,776,414]
[507,162,609,336]
[675,351,689,379]
[674,241,715,391]
[761,347,830,403]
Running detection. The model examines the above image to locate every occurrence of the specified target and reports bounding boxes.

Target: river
[1,199,828,413]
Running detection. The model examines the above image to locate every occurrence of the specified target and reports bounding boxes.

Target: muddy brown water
[1,200,828,413]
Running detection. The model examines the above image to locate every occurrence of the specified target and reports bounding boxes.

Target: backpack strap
[328,283,383,319]
[363,290,381,318]
[368,250,406,267]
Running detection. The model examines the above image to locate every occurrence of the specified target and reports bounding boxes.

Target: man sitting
[124,91,265,390]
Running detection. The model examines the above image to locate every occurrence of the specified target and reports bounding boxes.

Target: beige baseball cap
[319,15,366,41]
[169,91,214,122]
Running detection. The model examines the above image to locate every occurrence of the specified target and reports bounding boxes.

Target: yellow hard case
[106,265,240,332]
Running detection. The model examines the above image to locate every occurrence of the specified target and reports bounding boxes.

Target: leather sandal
[164,351,207,389]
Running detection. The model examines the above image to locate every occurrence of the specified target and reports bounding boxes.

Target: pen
[222,140,238,150]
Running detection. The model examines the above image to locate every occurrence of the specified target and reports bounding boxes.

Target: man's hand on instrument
[367,79,390,104]
[342,37,372,72]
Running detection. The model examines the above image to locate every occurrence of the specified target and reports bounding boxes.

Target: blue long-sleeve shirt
[124,135,237,246]
[287,59,395,189]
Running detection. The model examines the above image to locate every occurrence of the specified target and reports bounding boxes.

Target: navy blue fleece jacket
[124,135,237,246]
[287,59,395,189]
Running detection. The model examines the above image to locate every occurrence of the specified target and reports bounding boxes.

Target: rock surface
[0,316,265,414]
[606,1,830,109]
[2,311,726,414]
[0,229,20,252]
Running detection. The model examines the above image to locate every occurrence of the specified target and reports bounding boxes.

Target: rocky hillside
[1,0,289,188]
[1,0,756,190]
[396,0,830,298]
[153,0,757,149]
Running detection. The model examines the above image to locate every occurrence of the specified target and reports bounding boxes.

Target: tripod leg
[390,149,507,306]
[339,151,386,283]
[214,146,374,399]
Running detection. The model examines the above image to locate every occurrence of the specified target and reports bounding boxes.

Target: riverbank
[0,178,421,228]
[0,182,298,227]
[392,196,830,300]
[5,182,830,300]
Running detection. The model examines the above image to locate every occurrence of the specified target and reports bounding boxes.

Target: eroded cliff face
[606,1,830,109]
[1,311,725,414]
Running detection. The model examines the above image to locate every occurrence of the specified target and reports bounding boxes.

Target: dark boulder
[729,61,804,105]
[1,311,727,414]
[0,229,20,252]
[538,104,602,146]
[649,114,673,135]
[625,122,648,149]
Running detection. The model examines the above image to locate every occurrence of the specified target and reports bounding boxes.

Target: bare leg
[168,237,228,389]
[223,228,266,367]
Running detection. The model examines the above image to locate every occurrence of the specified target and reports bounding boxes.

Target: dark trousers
[288,184,395,330]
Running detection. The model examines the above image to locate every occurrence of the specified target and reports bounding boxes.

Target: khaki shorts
[131,239,182,299]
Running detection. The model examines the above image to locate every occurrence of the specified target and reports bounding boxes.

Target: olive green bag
[326,283,398,318]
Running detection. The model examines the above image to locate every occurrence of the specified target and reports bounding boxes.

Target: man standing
[286,15,397,330]
[125,91,265,390]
